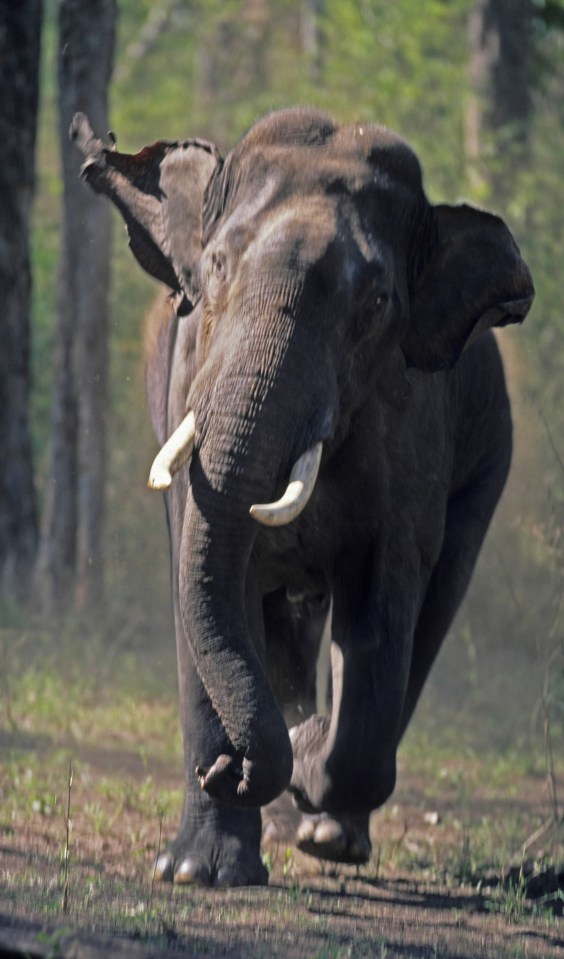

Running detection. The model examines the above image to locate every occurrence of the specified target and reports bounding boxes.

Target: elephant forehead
[210,144,420,275]
[326,122,425,199]
[243,197,339,264]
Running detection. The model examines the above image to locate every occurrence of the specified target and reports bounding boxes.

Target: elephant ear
[70,113,222,311]
[403,203,534,372]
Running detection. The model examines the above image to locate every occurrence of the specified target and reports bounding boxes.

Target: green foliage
[109,0,470,192]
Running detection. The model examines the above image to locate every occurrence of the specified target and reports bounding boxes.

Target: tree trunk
[0,1,42,603]
[300,0,325,83]
[37,0,116,616]
[465,0,533,196]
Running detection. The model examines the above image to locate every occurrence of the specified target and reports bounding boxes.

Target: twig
[520,815,558,861]
[146,809,163,929]
[62,760,74,914]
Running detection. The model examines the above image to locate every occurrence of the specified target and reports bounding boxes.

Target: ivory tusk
[250,442,322,527]
[148,411,196,490]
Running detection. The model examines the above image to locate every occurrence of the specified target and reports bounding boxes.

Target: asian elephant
[71,108,534,887]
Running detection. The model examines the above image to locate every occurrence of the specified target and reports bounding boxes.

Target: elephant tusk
[148,411,196,490]
[250,442,323,527]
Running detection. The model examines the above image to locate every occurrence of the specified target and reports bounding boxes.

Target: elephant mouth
[148,408,323,526]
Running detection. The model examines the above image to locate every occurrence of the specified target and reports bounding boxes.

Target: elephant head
[71,109,533,812]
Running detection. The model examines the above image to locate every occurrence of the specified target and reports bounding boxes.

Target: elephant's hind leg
[400,451,510,738]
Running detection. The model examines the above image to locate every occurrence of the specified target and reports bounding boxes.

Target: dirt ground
[0,723,562,959]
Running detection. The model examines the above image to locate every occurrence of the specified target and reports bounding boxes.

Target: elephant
[71,107,534,887]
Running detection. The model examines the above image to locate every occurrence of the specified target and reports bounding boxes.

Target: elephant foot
[262,794,371,866]
[262,791,302,847]
[153,808,268,888]
[295,812,371,865]
[153,849,268,888]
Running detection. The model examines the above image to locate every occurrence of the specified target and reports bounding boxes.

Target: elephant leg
[155,561,267,887]
[294,811,372,865]
[155,618,267,887]
[261,588,371,864]
[289,536,422,821]
[399,460,510,738]
[261,586,325,849]
[262,585,329,726]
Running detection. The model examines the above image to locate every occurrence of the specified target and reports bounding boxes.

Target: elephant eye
[206,250,227,301]
[211,251,226,279]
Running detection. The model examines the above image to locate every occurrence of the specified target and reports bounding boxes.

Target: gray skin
[71,108,534,887]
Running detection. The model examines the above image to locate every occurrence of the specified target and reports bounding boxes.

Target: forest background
[1,0,564,763]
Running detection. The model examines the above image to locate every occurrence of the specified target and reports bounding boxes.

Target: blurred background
[1,0,563,756]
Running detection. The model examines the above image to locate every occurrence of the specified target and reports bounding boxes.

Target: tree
[194,0,271,144]
[0,1,43,603]
[36,0,116,616]
[465,0,534,195]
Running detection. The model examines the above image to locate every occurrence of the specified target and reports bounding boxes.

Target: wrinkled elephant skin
[72,108,534,886]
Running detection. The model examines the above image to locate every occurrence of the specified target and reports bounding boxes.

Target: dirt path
[0,726,562,959]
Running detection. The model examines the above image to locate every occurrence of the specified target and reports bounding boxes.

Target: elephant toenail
[313,819,343,843]
[296,818,317,843]
[174,858,211,886]
[215,866,242,888]
[153,852,174,882]
[314,819,347,850]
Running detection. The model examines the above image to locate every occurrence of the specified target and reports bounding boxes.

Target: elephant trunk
[177,349,331,809]
[179,463,293,808]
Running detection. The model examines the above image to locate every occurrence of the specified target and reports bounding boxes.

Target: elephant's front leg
[154,604,267,887]
[260,585,372,864]
[288,544,418,825]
